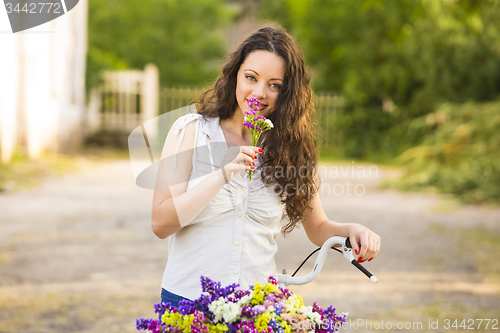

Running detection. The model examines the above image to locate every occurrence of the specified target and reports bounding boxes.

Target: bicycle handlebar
[277,236,377,288]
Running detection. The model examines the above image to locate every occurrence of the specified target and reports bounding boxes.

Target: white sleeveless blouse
[161,113,286,300]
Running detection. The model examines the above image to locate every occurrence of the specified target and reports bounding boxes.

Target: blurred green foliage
[86,0,236,93]
[384,100,500,203]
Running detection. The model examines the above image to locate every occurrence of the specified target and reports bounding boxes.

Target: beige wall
[0,0,88,163]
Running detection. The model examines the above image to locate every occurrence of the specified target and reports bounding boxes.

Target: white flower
[300,306,322,325]
[222,302,241,323]
[208,297,242,324]
[284,294,301,313]
[264,118,274,128]
[237,295,252,307]
[208,297,226,323]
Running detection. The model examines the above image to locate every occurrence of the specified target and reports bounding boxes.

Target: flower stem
[249,132,259,182]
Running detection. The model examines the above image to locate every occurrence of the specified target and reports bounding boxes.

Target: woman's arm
[152,118,223,239]
[301,194,380,262]
[151,117,259,239]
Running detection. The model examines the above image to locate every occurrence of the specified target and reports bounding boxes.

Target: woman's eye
[271,83,281,90]
[246,75,256,81]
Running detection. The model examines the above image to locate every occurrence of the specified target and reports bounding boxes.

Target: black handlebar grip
[351,260,373,279]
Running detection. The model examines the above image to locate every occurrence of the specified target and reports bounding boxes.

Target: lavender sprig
[243,98,274,182]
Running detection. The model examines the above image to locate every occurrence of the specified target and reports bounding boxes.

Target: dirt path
[0,159,499,333]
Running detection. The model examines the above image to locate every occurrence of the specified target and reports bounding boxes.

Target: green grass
[456,226,500,277]
[427,223,500,277]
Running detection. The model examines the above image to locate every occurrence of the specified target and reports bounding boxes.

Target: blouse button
[233,269,238,274]
[235,241,240,246]
[238,212,243,217]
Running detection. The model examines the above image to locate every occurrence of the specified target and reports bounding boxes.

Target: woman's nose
[252,82,266,99]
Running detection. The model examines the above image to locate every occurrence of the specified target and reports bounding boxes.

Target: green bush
[386,100,500,203]
[86,0,235,93]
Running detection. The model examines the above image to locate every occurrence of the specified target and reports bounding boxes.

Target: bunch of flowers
[243,98,274,182]
[136,276,347,333]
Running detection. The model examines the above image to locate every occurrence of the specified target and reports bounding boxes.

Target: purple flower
[252,305,266,316]
[192,310,205,323]
[268,319,278,330]
[235,290,250,299]
[273,304,282,316]
[193,294,215,317]
[321,318,340,333]
[178,299,196,315]
[190,325,202,333]
[241,306,253,318]
[136,318,151,331]
[200,276,220,295]
[313,302,324,315]
[139,319,161,333]
[154,302,173,316]
[267,276,278,286]
[227,323,239,331]
[248,98,260,108]
[200,276,239,298]
[237,320,258,333]
[221,282,239,297]
[281,288,293,298]
[323,305,336,317]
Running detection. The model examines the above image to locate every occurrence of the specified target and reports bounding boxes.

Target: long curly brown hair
[194,25,319,236]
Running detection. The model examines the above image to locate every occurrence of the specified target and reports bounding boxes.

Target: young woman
[151,26,380,308]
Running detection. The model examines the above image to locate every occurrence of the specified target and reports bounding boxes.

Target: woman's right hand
[220,145,262,183]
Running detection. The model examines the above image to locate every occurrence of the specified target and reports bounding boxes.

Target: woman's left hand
[347,223,380,263]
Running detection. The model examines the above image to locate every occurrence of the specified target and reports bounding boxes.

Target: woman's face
[235,50,285,118]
